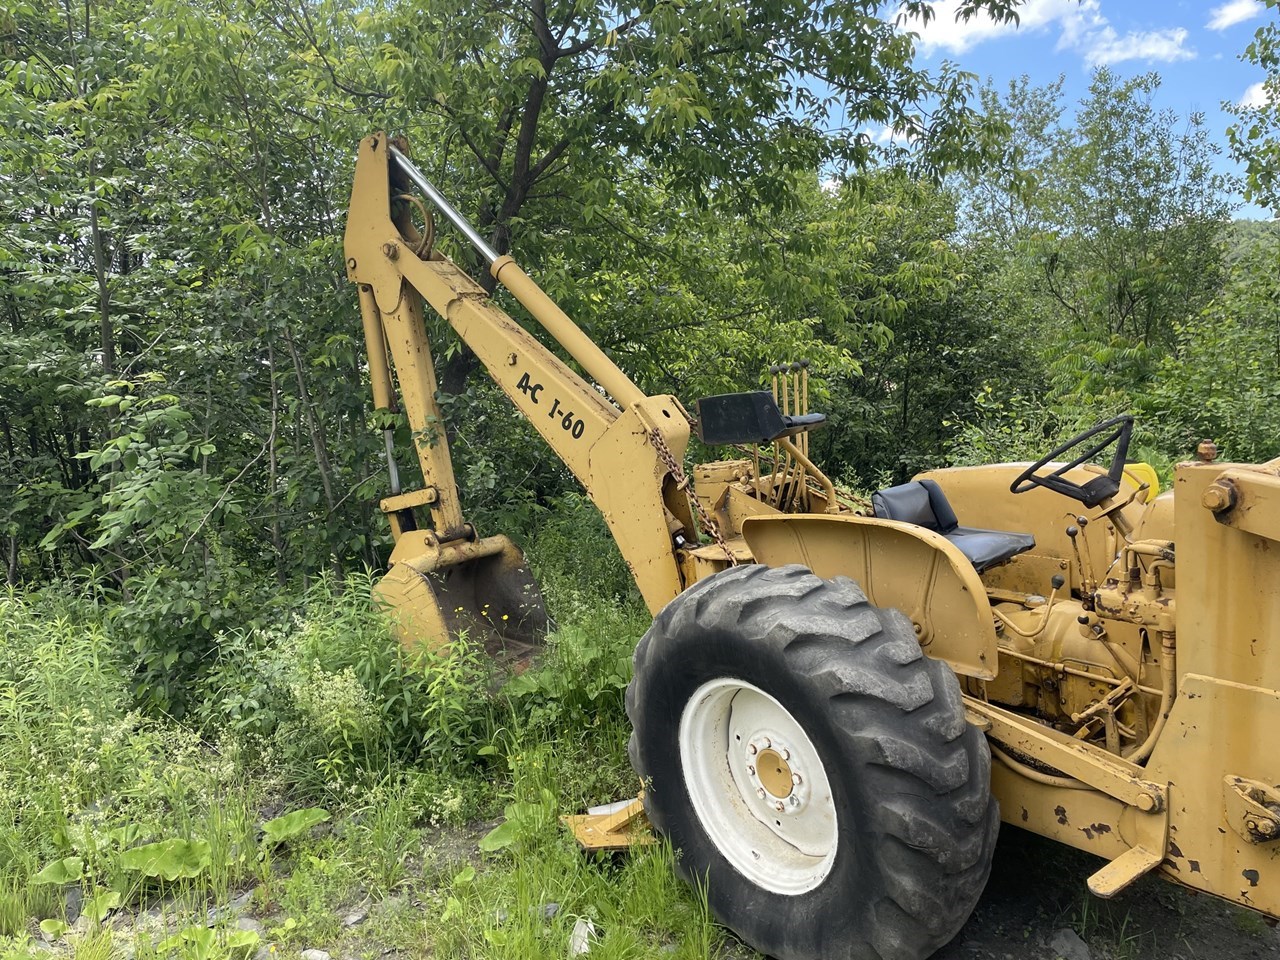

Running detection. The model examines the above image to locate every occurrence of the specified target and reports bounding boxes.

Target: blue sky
[898,0,1277,218]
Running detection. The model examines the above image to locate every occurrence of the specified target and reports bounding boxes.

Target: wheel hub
[754,747,793,798]
[744,732,811,814]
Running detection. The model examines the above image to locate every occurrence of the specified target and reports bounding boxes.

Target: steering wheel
[1010,415,1135,508]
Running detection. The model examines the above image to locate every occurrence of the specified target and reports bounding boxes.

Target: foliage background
[3,0,1280,953]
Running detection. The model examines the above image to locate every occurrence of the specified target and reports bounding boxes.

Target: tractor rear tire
[626,564,998,960]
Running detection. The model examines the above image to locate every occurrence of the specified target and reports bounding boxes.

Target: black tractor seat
[871,479,1035,573]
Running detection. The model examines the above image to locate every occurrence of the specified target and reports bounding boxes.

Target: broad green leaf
[83,889,123,923]
[478,819,519,852]
[31,856,83,885]
[261,807,329,844]
[39,919,70,938]
[119,839,212,880]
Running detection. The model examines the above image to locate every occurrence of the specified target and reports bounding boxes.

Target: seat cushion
[944,527,1037,573]
[872,479,1036,572]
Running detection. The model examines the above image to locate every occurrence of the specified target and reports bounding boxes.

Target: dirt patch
[935,826,1278,960]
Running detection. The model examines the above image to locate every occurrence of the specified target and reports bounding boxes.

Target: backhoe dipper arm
[345,132,697,612]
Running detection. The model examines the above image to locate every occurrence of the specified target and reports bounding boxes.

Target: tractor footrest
[562,795,654,852]
[1087,844,1163,898]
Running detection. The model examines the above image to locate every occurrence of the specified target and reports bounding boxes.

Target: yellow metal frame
[346,132,1280,921]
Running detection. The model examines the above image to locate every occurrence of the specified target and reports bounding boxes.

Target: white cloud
[903,0,1094,56]
[1207,0,1264,31]
[1240,80,1271,108]
[902,0,1196,67]
[873,124,912,144]
[1082,26,1196,67]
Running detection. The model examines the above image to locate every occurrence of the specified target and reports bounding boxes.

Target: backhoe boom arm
[345,132,695,615]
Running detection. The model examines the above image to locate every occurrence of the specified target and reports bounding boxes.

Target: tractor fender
[741,514,998,680]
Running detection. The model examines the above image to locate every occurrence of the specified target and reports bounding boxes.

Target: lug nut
[780,749,790,761]
[761,737,771,749]
[774,801,785,812]
[790,796,800,807]
[792,773,802,785]
[757,788,766,799]
[747,765,756,776]
[748,743,758,755]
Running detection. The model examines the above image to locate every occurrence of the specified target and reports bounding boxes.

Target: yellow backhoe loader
[345,132,1280,960]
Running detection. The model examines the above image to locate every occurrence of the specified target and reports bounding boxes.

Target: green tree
[1228,0,1280,213]
[963,70,1232,403]
[1142,231,1280,462]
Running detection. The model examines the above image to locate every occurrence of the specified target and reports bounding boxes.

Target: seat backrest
[694,391,826,446]
[871,479,958,533]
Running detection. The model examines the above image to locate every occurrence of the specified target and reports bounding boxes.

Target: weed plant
[0,523,725,959]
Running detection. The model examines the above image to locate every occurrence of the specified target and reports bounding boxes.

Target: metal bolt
[792,773,802,785]
[1202,481,1236,514]
[747,765,756,776]
[761,737,771,749]
[774,801,785,813]
[756,788,766,799]
[780,749,790,761]
[1247,818,1260,833]
[790,796,800,807]
[1136,792,1157,812]
[382,242,399,260]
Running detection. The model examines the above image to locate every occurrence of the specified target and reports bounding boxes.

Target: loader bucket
[374,531,549,668]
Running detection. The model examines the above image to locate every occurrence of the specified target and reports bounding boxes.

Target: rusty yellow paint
[346,132,694,641]
[1145,673,1280,917]
[374,531,546,661]
[741,513,999,679]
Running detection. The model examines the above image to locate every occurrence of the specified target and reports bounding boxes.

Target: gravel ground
[933,826,1278,960]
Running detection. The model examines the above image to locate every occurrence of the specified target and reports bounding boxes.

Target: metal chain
[649,428,738,566]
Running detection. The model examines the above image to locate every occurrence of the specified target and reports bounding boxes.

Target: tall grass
[0,531,723,959]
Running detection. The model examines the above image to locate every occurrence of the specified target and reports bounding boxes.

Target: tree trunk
[267,339,285,586]
[281,321,342,579]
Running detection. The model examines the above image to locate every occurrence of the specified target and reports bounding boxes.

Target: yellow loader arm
[345,133,697,653]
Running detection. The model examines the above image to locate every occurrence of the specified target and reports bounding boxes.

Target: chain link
[648,427,738,566]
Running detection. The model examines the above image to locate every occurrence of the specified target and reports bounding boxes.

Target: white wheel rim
[679,677,839,895]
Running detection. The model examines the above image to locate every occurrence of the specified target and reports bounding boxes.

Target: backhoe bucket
[374,531,549,667]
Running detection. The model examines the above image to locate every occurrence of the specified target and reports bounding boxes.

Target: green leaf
[261,807,329,845]
[83,889,123,923]
[119,838,212,880]
[159,925,218,960]
[31,856,83,885]
[478,819,519,852]
[39,919,70,939]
